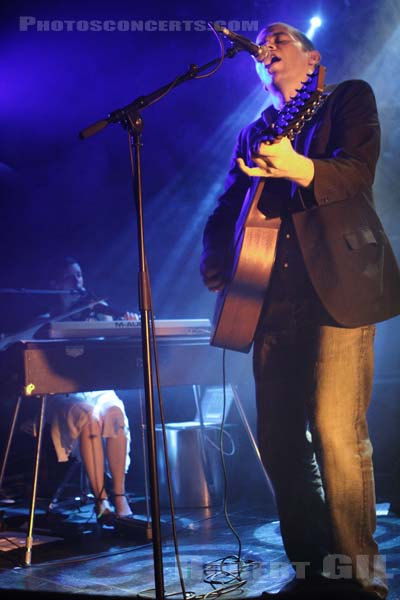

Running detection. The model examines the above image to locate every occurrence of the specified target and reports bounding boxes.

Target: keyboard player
[37,255,138,525]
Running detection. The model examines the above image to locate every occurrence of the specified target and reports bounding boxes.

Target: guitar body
[210,66,327,353]
[211,180,280,353]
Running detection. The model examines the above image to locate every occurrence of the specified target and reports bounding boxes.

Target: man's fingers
[237,157,269,177]
[208,281,225,292]
[236,157,247,172]
[253,157,271,170]
[202,269,226,292]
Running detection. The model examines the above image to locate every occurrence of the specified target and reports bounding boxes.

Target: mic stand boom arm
[79,47,240,140]
[79,46,241,600]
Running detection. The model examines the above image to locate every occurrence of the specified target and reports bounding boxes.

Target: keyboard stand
[0,393,48,565]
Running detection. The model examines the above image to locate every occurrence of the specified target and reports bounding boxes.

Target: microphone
[68,286,90,296]
[210,22,268,61]
[74,287,96,299]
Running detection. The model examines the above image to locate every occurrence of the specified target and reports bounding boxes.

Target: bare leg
[79,416,111,514]
[106,428,132,517]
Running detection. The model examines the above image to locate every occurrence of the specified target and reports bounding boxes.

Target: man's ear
[308,49,321,65]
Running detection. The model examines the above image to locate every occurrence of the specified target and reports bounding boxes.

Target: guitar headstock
[262,64,327,143]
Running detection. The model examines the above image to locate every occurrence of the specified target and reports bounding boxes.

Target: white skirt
[47,390,131,472]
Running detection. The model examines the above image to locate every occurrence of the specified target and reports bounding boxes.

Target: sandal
[94,498,115,525]
[112,493,134,520]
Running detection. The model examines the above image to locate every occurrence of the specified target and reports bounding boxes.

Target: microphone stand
[79,48,239,140]
[79,45,241,600]
[0,288,86,296]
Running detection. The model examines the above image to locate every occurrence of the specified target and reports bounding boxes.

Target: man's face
[59,262,84,291]
[255,25,316,89]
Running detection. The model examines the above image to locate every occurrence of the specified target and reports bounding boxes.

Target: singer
[201,21,400,599]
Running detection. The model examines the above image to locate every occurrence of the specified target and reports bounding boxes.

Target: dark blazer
[202,79,400,327]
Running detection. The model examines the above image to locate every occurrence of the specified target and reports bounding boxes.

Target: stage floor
[0,496,399,599]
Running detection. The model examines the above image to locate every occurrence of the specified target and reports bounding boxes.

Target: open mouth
[267,56,281,66]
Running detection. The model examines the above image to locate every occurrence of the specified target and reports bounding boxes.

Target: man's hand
[200,254,226,292]
[237,136,315,188]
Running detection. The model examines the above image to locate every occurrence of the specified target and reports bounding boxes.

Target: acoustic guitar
[211,65,327,353]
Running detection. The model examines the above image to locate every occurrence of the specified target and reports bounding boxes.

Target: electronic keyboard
[45,318,211,339]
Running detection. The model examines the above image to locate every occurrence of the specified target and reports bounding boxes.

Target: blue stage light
[306,16,322,40]
[310,16,322,28]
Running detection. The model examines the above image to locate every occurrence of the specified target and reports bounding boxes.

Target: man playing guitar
[201,21,400,599]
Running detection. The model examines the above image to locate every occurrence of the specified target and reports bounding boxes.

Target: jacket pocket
[343,227,377,250]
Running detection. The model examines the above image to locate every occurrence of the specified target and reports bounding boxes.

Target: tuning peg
[301,74,314,84]
[277,114,289,125]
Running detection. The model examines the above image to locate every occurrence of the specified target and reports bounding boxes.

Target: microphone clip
[208,22,268,62]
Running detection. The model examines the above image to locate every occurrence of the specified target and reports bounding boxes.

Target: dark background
[0,0,399,504]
